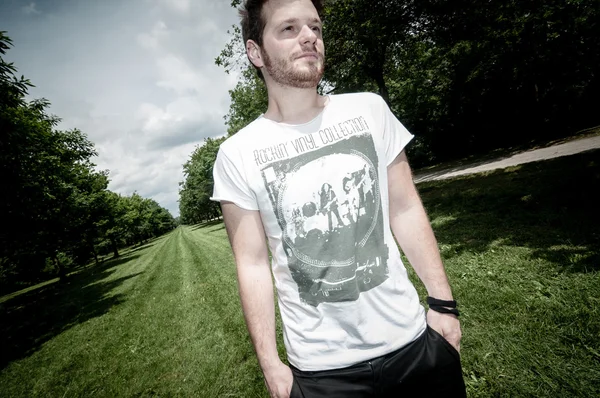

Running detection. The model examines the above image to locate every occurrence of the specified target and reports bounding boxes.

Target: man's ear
[246,40,264,69]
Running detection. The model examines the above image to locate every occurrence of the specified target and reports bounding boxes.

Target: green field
[1,151,599,397]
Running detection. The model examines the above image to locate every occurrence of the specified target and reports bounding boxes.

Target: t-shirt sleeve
[376,95,414,166]
[211,147,259,211]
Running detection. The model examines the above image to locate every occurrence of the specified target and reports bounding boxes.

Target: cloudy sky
[0,0,242,216]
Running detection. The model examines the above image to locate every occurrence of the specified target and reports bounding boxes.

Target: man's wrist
[426,292,453,301]
[259,356,285,374]
[425,283,453,301]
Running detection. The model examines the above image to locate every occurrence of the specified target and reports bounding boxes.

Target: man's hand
[427,309,462,353]
[263,361,294,398]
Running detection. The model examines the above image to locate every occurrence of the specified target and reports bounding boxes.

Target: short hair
[239,0,324,78]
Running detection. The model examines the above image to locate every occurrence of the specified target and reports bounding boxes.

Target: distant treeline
[0,32,176,292]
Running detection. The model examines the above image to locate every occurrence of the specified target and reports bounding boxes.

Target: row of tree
[214,0,599,166]
[1,32,176,292]
[181,0,598,224]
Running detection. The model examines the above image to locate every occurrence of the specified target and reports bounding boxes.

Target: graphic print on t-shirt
[261,133,389,307]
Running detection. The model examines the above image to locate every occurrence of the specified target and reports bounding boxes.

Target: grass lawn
[412,150,600,396]
[1,150,598,397]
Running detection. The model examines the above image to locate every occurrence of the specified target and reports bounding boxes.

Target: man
[341,175,359,224]
[211,0,466,396]
[319,183,343,231]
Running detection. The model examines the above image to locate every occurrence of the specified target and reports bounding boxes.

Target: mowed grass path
[0,226,269,397]
[1,151,599,397]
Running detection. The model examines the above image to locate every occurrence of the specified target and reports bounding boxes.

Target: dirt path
[413,135,600,183]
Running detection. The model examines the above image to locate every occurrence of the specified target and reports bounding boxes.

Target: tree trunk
[91,244,99,265]
[54,254,67,281]
[111,237,120,258]
[374,69,390,106]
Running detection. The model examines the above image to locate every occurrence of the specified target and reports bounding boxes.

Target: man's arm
[387,151,462,351]
[221,202,293,398]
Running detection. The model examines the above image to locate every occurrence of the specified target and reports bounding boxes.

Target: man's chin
[294,66,324,80]
[292,73,324,89]
[266,65,324,88]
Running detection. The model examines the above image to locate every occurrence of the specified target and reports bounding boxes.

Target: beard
[262,48,325,89]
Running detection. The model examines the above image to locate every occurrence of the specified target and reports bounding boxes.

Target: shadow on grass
[191,219,223,231]
[419,150,600,273]
[0,251,144,370]
[123,240,157,256]
[209,225,226,233]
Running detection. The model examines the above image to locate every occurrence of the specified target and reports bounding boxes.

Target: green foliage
[322,0,420,102]
[179,137,227,225]
[405,0,600,162]
[224,67,268,135]
[0,31,33,108]
[214,25,246,75]
[215,1,600,167]
[0,32,175,292]
[92,192,176,260]
[1,32,103,282]
[121,193,177,247]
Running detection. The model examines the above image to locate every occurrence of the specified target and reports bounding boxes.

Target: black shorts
[290,325,466,397]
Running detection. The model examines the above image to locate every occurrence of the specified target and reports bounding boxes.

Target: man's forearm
[390,200,453,300]
[237,262,282,373]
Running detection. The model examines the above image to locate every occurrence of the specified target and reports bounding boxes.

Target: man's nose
[299,24,318,44]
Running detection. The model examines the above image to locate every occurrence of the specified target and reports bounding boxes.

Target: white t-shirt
[211,92,426,371]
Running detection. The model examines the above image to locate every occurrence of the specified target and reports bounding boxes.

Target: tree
[224,67,268,135]
[95,191,128,258]
[179,137,226,224]
[405,0,600,160]
[322,0,422,104]
[1,31,176,290]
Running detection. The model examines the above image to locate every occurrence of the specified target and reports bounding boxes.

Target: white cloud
[22,2,40,15]
[155,54,209,95]
[160,0,191,15]
[134,97,224,150]
[136,21,168,51]
[0,0,240,216]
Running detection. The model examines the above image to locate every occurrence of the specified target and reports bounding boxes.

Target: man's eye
[283,26,293,31]
[311,26,321,32]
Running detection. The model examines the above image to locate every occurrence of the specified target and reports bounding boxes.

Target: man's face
[259,0,325,88]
